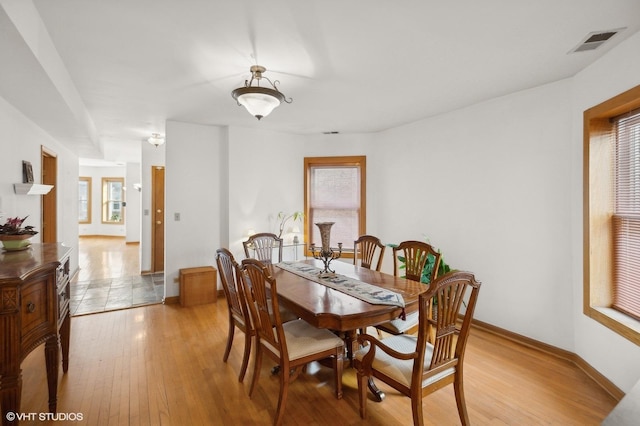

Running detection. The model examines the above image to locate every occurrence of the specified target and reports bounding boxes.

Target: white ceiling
[3,0,640,164]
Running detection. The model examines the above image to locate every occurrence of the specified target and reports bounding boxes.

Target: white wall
[227,126,305,260]
[373,79,575,349]
[164,120,224,298]
[78,165,126,237]
[0,94,79,276]
[125,162,141,243]
[226,128,373,261]
[570,31,640,392]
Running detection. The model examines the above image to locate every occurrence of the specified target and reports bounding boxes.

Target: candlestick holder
[309,222,342,276]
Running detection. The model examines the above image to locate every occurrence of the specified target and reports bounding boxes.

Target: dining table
[266,258,428,401]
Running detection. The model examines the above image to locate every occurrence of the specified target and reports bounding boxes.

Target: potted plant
[390,244,451,285]
[0,216,38,251]
[276,211,304,239]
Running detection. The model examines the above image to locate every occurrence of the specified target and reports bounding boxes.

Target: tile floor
[70,273,164,316]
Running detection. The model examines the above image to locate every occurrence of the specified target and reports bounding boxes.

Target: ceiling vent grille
[569,28,625,53]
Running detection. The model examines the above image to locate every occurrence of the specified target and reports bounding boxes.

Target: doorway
[72,236,163,316]
[41,147,57,242]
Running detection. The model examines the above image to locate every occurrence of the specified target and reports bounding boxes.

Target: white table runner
[276,261,405,308]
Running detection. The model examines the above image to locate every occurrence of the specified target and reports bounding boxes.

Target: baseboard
[163,296,179,305]
[125,241,140,245]
[471,318,624,401]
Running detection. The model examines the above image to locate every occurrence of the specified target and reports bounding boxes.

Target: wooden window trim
[101,177,125,225]
[79,176,91,224]
[584,84,640,345]
[304,156,366,259]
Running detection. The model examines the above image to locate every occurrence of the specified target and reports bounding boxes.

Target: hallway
[71,236,163,316]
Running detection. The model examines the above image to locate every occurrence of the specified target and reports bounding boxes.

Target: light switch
[174,212,181,221]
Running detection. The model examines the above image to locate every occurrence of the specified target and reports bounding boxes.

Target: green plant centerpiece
[276,211,304,239]
[0,216,38,251]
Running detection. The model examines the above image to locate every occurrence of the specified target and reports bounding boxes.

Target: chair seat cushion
[276,319,344,361]
[261,319,344,360]
[377,310,419,334]
[354,334,454,388]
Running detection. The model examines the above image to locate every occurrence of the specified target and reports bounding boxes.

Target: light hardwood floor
[76,236,141,282]
[20,299,618,425]
[71,237,162,316]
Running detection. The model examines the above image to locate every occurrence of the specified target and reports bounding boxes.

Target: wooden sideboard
[0,243,71,425]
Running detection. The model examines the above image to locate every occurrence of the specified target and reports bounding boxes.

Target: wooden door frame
[41,146,57,243]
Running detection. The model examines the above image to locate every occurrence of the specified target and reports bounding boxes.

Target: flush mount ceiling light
[231,65,292,120]
[148,133,165,147]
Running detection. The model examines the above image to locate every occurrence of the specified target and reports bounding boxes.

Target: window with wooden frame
[102,177,125,224]
[78,177,91,224]
[304,156,366,258]
[584,84,640,345]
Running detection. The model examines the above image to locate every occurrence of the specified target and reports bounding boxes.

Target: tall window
[613,110,640,320]
[102,177,124,224]
[584,83,640,345]
[78,177,91,223]
[304,156,366,256]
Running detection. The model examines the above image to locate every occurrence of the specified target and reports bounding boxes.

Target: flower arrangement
[0,216,38,236]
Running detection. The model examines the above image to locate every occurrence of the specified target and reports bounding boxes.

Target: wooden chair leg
[356,370,368,419]
[223,318,235,362]
[274,373,290,426]
[333,352,344,399]
[411,392,424,426]
[454,373,470,426]
[248,345,262,398]
[238,331,252,382]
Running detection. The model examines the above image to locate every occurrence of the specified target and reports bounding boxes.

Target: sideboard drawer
[21,278,55,352]
[58,280,70,326]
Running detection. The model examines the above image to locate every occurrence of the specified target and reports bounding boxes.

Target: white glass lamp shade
[232,86,285,120]
[148,133,165,147]
[237,93,280,119]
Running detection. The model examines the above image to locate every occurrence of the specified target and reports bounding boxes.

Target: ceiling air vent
[569,28,625,53]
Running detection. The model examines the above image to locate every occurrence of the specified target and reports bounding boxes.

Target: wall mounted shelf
[13,183,54,195]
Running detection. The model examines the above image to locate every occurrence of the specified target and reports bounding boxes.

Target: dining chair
[353,235,386,271]
[354,271,481,426]
[215,248,253,382]
[239,258,345,426]
[243,232,283,264]
[375,240,441,336]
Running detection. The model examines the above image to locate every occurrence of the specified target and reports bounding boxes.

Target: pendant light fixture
[231,65,292,120]
[148,133,165,147]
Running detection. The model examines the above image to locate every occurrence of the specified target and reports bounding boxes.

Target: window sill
[589,306,640,346]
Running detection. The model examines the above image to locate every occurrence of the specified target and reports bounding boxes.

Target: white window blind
[309,165,361,249]
[613,110,640,320]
